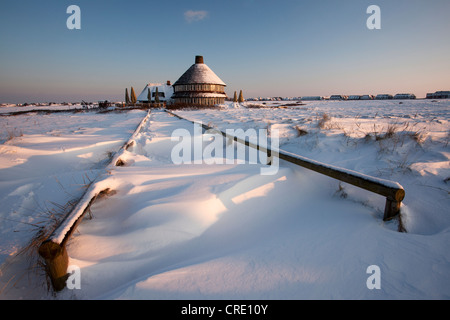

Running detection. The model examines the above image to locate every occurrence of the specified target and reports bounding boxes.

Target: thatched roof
[173,56,226,87]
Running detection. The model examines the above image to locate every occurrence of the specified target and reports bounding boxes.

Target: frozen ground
[0,100,449,300]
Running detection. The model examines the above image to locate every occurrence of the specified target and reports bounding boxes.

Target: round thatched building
[171,56,227,106]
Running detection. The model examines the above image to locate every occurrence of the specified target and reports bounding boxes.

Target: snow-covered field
[0,100,449,300]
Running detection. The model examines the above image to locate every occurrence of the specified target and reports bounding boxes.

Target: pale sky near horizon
[0,0,449,103]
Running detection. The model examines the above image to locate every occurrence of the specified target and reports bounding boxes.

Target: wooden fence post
[38,241,69,291]
[383,188,405,221]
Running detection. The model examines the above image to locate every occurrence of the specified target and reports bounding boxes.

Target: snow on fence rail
[38,110,151,291]
[165,110,405,222]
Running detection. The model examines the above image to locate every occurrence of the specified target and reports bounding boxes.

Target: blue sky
[0,0,449,103]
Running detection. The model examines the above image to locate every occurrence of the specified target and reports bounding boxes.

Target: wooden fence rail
[166,110,405,222]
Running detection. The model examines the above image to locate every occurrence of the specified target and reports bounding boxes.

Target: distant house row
[303,93,417,101]
[426,91,450,99]
[300,91,450,101]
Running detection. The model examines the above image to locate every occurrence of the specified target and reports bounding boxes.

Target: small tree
[125,88,130,105]
[233,91,238,102]
[238,90,244,103]
[130,87,137,105]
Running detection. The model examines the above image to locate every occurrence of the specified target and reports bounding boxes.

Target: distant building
[301,96,323,101]
[360,95,375,100]
[329,95,348,100]
[171,56,227,106]
[375,94,394,100]
[426,91,450,99]
[347,95,361,100]
[394,93,416,100]
[137,82,173,103]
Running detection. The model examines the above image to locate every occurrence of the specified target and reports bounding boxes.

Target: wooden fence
[166,110,405,222]
[38,110,151,291]
[39,109,406,291]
